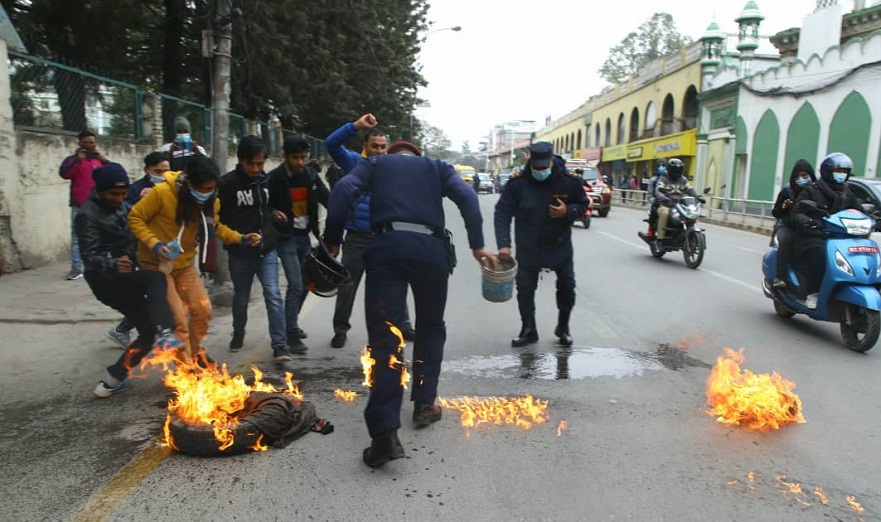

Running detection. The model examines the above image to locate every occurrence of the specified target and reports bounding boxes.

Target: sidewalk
[0,262,136,324]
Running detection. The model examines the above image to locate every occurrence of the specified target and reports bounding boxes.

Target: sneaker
[66,269,83,281]
[229,330,245,352]
[155,330,186,350]
[413,400,443,428]
[94,379,131,398]
[194,350,216,370]
[290,328,308,340]
[105,328,131,350]
[804,293,819,309]
[772,278,787,289]
[331,332,347,349]
[286,336,308,355]
[273,347,292,362]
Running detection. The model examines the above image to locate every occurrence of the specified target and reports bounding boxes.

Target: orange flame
[747,471,757,489]
[140,347,301,453]
[706,348,805,431]
[556,420,568,436]
[360,347,375,387]
[162,414,178,450]
[438,394,549,431]
[249,433,268,452]
[846,495,864,513]
[334,389,358,402]
[813,486,828,505]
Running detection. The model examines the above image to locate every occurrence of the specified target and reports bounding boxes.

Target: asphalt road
[1,195,878,522]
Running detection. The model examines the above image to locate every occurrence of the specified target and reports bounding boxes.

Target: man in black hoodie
[791,153,861,302]
[268,136,330,353]
[215,136,289,362]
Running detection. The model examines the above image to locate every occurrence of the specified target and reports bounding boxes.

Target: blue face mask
[190,189,214,203]
[794,176,811,187]
[150,175,166,184]
[531,167,552,181]
[832,172,848,184]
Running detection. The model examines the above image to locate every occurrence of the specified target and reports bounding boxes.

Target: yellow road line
[68,442,172,522]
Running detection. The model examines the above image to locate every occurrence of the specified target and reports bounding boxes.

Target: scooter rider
[770,159,815,289]
[654,158,704,240]
[790,153,861,300]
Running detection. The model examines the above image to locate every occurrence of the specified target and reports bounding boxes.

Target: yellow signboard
[602,145,627,162]
[626,129,697,162]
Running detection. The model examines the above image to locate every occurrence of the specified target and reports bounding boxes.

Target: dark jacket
[494,156,591,267]
[215,165,278,257]
[74,192,138,274]
[127,175,155,205]
[772,159,815,225]
[654,173,699,206]
[268,163,329,239]
[324,122,372,233]
[792,178,861,252]
[325,154,485,270]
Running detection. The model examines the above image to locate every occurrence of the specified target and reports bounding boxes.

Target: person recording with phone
[59,130,110,280]
[160,116,208,171]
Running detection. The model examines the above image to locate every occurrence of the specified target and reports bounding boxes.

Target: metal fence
[612,189,775,232]
[7,50,324,157]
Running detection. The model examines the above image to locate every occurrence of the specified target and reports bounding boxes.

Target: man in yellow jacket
[128,155,219,365]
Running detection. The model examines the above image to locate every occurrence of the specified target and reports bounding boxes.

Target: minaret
[700,21,726,88]
[735,1,764,78]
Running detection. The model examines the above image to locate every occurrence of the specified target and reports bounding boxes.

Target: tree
[417,121,452,160]
[461,140,471,155]
[598,12,692,85]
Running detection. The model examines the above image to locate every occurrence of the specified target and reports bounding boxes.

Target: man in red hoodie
[59,130,109,280]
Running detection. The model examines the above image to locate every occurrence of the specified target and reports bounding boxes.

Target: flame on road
[438,394,548,432]
[846,496,865,514]
[706,348,805,431]
[334,389,358,402]
[556,420,568,436]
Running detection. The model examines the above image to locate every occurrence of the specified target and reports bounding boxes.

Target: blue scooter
[762,201,881,352]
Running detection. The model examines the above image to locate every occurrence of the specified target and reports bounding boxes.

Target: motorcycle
[637,192,707,268]
[761,200,881,352]
[578,184,599,229]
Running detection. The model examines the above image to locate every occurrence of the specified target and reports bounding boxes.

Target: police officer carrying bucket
[494,141,590,348]
[324,153,497,467]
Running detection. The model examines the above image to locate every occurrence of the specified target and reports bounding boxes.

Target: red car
[578,167,611,217]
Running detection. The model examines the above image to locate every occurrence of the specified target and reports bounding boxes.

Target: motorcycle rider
[790,153,861,302]
[654,158,704,241]
[644,159,668,238]
[770,159,815,289]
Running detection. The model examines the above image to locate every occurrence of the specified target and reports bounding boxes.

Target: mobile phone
[85,150,99,159]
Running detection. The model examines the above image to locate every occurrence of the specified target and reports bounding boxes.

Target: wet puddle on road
[442,345,711,380]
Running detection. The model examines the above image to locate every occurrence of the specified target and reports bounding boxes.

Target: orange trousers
[164,264,212,358]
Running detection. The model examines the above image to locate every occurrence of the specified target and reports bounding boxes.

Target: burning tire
[167,415,263,457]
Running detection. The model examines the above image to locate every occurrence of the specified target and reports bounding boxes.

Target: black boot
[554,310,573,347]
[362,430,405,467]
[512,316,538,347]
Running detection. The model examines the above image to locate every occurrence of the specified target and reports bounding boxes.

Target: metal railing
[612,189,775,232]
[7,50,324,157]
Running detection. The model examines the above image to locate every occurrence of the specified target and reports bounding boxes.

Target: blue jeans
[364,260,449,438]
[70,207,83,271]
[228,252,286,350]
[277,234,312,334]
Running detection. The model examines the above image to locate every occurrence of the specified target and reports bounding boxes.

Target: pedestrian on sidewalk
[268,136,330,354]
[324,113,415,349]
[128,155,219,365]
[74,163,183,398]
[214,136,290,362]
[160,116,208,172]
[324,153,497,468]
[59,130,109,280]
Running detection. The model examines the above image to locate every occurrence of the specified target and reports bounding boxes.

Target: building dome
[702,21,725,42]
[736,1,765,24]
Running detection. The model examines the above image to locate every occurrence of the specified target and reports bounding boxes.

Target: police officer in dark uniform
[324,153,497,468]
[494,141,590,348]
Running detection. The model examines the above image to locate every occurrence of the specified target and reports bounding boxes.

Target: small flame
[334,389,358,402]
[777,476,803,495]
[706,348,805,431]
[556,420,567,436]
[162,414,178,450]
[747,471,757,489]
[438,395,548,431]
[813,486,828,505]
[360,347,375,387]
[249,433,268,452]
[846,495,864,513]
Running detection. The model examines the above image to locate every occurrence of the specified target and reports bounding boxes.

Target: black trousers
[515,258,576,320]
[85,270,173,380]
[774,225,795,279]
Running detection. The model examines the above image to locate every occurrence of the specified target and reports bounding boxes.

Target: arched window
[576,129,582,150]
[629,107,640,142]
[594,123,601,147]
[644,102,656,138]
[662,94,675,135]
[617,113,625,145]
[682,86,698,131]
[604,118,611,147]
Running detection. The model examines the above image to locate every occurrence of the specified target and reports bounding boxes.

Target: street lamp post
[425,25,462,36]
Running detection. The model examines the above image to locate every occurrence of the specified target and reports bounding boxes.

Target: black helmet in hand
[667,158,685,181]
[303,241,350,297]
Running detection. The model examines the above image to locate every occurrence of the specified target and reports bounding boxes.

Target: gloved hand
[805,219,820,230]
